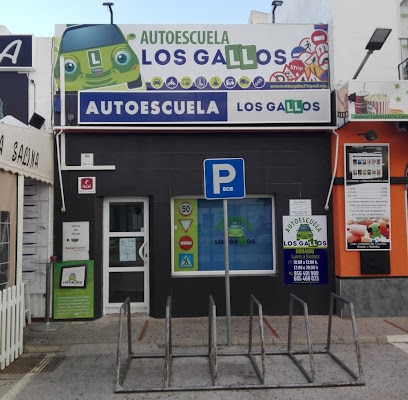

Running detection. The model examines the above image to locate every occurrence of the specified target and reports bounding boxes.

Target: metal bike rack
[286,293,317,383]
[114,292,365,393]
[248,294,266,384]
[323,293,365,384]
[164,295,218,388]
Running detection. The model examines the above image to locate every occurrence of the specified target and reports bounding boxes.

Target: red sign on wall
[78,177,96,194]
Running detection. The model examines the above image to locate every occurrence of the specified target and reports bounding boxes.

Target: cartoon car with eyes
[228,222,244,238]
[54,24,142,91]
[296,224,313,240]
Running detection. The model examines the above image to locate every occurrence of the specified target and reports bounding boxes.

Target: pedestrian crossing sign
[179,254,193,268]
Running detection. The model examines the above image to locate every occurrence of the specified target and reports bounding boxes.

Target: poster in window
[173,197,275,276]
[283,215,328,284]
[344,144,390,251]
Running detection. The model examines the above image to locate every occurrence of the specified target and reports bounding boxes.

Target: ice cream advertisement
[347,81,408,121]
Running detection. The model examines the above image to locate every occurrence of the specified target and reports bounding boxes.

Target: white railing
[0,283,25,370]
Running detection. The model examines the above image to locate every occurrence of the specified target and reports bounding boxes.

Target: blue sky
[1,0,271,36]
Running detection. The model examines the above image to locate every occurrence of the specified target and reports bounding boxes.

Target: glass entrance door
[103,197,149,313]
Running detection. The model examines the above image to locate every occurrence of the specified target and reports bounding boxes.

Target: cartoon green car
[68,273,77,284]
[228,222,244,238]
[54,24,142,91]
[296,224,313,240]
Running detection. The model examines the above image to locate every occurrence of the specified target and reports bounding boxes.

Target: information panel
[344,144,390,251]
[282,215,328,284]
[53,260,94,319]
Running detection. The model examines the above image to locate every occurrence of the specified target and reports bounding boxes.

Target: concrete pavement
[1,313,408,399]
[21,313,408,351]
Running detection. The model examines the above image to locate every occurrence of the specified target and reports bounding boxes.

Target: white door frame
[103,197,149,314]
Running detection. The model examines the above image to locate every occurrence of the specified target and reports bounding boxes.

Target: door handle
[139,241,149,263]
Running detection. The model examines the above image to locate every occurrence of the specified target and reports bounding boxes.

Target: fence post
[0,284,26,370]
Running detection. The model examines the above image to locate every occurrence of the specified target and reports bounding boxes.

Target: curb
[385,334,408,343]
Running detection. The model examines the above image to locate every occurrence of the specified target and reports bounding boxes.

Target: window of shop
[0,211,10,289]
[172,197,276,276]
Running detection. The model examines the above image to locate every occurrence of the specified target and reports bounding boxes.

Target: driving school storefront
[52,23,335,318]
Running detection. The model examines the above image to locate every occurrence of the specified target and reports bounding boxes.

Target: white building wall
[331,0,400,84]
[28,37,54,131]
[252,0,401,86]
[275,0,331,25]
[400,0,408,64]
[248,10,268,24]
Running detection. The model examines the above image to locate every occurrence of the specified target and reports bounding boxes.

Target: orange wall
[332,121,408,277]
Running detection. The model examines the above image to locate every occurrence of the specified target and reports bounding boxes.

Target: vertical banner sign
[344,144,390,250]
[283,216,328,284]
[173,199,199,272]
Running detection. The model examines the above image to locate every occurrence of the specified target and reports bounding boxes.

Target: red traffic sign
[179,236,193,251]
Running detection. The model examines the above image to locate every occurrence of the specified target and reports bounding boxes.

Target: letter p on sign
[203,158,245,199]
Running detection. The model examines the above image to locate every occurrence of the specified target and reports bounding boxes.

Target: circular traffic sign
[179,236,193,251]
[179,202,192,216]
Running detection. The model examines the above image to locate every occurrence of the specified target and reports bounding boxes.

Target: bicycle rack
[115,292,365,393]
[286,293,317,383]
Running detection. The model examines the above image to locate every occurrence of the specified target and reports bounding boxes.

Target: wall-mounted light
[271,0,283,24]
[67,114,75,126]
[103,2,114,24]
[28,112,45,129]
[358,130,378,141]
[353,28,392,79]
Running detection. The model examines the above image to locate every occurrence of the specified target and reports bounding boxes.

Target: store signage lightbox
[341,81,408,122]
[54,23,331,125]
[0,35,33,69]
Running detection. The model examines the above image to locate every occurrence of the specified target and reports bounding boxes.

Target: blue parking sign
[203,158,246,199]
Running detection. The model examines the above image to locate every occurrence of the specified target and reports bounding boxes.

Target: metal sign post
[222,199,231,346]
[31,257,62,332]
[203,158,246,346]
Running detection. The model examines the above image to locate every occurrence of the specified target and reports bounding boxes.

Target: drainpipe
[55,130,66,213]
[324,130,339,211]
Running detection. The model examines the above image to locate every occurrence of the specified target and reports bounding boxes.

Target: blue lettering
[174,49,186,65]
[274,49,286,65]
[141,49,152,65]
[194,49,209,65]
[256,49,271,66]
[277,102,285,111]
[155,49,171,65]
[212,49,226,65]
[303,102,311,111]
[267,102,275,111]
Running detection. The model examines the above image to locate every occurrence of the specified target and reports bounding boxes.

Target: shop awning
[0,123,53,184]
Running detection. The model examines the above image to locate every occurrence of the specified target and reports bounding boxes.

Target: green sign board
[53,260,94,319]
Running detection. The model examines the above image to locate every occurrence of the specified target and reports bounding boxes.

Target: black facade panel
[54,130,334,318]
